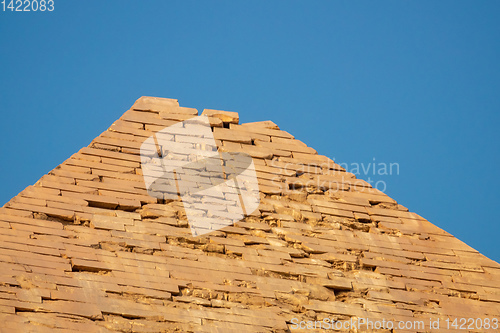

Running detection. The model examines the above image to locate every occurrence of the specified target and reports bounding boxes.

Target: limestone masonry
[0,96,498,332]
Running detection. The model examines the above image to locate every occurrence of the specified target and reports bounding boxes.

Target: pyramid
[0,96,498,333]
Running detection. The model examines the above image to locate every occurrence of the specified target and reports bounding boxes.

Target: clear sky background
[1,1,499,261]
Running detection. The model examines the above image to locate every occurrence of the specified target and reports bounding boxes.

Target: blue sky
[1,1,499,261]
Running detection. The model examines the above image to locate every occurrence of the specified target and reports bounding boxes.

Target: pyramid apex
[132,96,180,112]
[1,95,498,332]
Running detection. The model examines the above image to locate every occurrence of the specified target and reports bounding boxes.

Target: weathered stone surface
[1,95,498,333]
[213,127,252,144]
[132,96,180,112]
[202,109,239,123]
